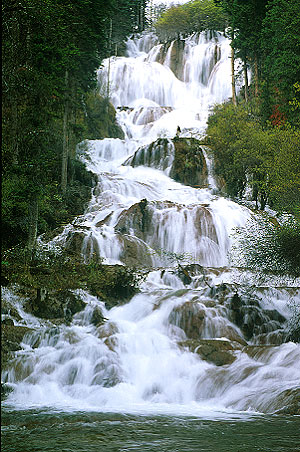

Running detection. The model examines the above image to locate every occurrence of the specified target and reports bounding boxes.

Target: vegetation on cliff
[2,246,145,307]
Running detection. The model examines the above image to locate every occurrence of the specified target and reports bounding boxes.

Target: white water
[2,31,300,416]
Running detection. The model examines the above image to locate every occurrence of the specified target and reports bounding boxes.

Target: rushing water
[2,30,300,450]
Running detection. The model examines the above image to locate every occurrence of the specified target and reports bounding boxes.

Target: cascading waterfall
[2,30,300,416]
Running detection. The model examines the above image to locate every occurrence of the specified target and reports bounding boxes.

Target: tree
[1,0,118,252]
[215,0,268,98]
[155,0,227,40]
[261,0,300,125]
[206,100,300,212]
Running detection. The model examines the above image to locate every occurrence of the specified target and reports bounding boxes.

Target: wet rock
[95,212,113,228]
[253,330,286,345]
[97,321,119,339]
[131,107,173,126]
[179,339,239,366]
[116,199,153,241]
[220,326,248,346]
[177,264,192,285]
[170,138,208,188]
[273,388,300,415]
[194,207,218,243]
[120,235,153,267]
[181,264,204,277]
[91,361,121,387]
[229,293,286,343]
[124,138,174,171]
[169,39,185,80]
[64,230,86,255]
[90,306,105,327]
[208,282,233,303]
[242,345,277,362]
[1,382,13,399]
[24,289,85,321]
[169,302,206,339]
[96,322,119,351]
[1,324,33,368]
[1,301,23,322]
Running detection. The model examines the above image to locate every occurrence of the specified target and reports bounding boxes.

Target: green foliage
[261,0,300,101]
[206,101,300,211]
[2,245,146,303]
[235,216,300,277]
[1,0,140,251]
[111,0,147,45]
[216,0,268,56]
[82,92,124,140]
[155,0,227,39]
[215,0,300,125]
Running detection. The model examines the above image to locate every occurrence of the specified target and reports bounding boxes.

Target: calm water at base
[1,409,300,452]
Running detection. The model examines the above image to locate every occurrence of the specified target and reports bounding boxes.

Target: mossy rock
[24,289,85,321]
[229,293,286,342]
[170,138,208,187]
[1,324,33,368]
[83,92,124,140]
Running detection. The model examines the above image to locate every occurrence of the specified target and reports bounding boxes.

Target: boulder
[170,138,208,188]
[116,199,152,241]
[24,289,85,322]
[119,235,153,267]
[124,138,174,171]
[229,293,286,342]
[160,39,185,80]
[1,324,33,368]
[96,321,119,351]
[169,302,206,339]
[179,339,240,366]
[90,306,105,327]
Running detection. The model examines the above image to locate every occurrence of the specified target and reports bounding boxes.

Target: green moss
[1,325,33,369]
[82,92,124,140]
[170,138,207,187]
[2,248,146,307]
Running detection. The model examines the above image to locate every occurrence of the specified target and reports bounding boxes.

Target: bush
[233,216,300,277]
[206,101,300,212]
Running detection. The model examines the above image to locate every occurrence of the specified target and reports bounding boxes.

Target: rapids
[2,30,300,418]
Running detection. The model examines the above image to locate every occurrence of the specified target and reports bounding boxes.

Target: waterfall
[2,30,300,417]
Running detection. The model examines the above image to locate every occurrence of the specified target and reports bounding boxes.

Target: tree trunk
[243,59,249,102]
[231,30,237,106]
[61,70,69,196]
[254,53,259,97]
[27,194,39,260]
[106,19,113,104]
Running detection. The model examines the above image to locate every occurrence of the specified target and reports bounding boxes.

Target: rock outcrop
[24,289,86,323]
[179,338,240,366]
[83,92,124,140]
[170,138,208,187]
[229,292,286,344]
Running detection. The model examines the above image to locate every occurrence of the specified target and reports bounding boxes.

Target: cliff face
[83,92,125,140]
[170,138,208,187]
[125,137,208,188]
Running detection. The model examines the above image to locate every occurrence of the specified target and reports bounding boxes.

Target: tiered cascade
[2,31,299,416]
